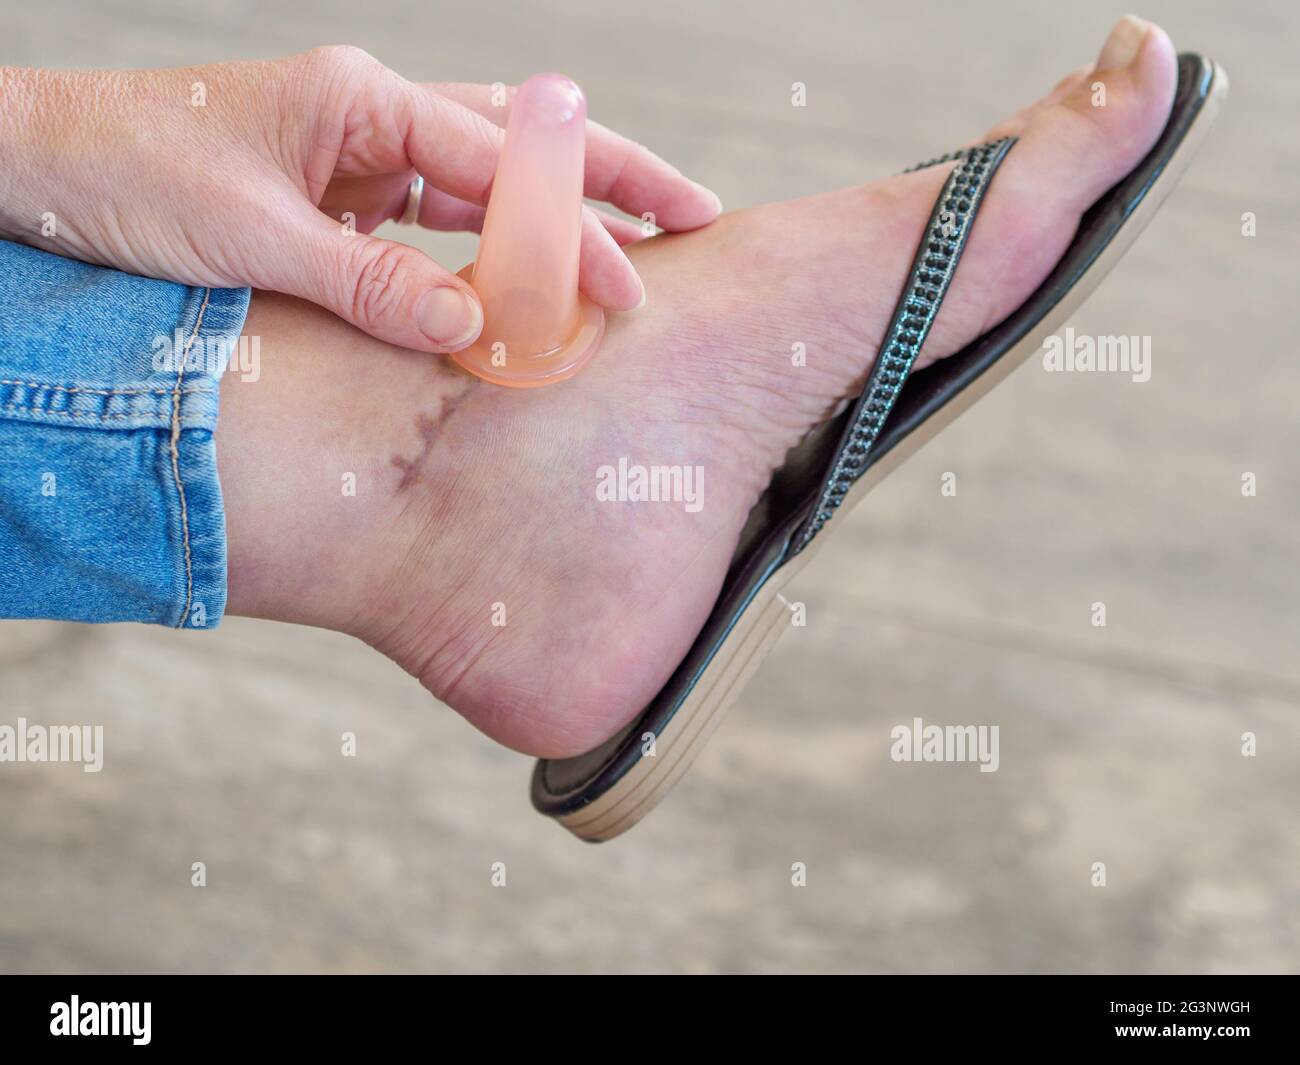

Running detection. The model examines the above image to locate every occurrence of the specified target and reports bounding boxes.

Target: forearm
[0,66,54,242]
[0,65,162,268]
[0,61,295,282]
[0,66,117,246]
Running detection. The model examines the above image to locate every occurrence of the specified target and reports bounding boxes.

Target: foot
[218,18,1178,756]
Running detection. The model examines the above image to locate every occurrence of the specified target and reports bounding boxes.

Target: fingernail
[1097,14,1147,70]
[417,286,482,350]
[634,276,647,310]
[703,186,723,216]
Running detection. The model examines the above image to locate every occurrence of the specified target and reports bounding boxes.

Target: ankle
[217,291,469,639]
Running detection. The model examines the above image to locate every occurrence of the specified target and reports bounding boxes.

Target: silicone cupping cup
[451,73,605,388]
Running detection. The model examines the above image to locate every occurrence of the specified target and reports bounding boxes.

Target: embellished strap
[790,136,1017,555]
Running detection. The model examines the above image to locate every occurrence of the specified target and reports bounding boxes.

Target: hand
[0,48,722,352]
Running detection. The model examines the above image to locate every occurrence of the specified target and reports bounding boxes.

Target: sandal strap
[791,135,1017,555]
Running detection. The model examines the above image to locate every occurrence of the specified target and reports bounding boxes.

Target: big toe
[920,16,1179,360]
[1002,16,1178,213]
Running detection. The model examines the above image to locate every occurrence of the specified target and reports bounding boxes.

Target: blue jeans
[0,240,249,628]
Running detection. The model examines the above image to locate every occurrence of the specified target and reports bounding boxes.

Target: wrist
[0,66,43,241]
[0,66,99,247]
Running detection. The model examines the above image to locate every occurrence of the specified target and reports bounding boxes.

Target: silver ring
[399,174,424,225]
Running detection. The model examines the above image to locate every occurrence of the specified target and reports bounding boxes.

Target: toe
[919,17,1178,359]
[985,62,1098,142]
[1045,17,1179,205]
[996,17,1178,218]
[1043,62,1096,107]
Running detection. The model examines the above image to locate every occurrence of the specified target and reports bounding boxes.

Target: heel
[559,588,794,841]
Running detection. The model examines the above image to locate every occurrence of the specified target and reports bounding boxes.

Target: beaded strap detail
[790,136,1017,555]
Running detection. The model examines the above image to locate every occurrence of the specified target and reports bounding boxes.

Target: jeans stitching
[0,380,214,395]
[169,289,212,630]
[2,404,170,421]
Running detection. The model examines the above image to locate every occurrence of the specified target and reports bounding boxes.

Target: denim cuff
[0,239,250,628]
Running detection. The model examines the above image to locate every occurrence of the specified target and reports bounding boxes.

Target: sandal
[532,52,1228,841]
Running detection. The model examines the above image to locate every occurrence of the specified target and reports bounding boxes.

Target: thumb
[283,208,483,353]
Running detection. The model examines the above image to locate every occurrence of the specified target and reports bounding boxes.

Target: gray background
[0,0,1296,973]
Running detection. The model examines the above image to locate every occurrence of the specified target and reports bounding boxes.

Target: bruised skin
[219,19,1178,756]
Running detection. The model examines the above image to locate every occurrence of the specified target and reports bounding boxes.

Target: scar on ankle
[389,375,474,494]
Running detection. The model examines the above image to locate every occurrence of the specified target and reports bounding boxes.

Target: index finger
[428,81,722,232]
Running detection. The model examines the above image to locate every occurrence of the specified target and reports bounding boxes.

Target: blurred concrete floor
[0,0,1296,973]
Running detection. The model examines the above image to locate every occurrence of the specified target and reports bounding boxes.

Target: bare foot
[218,18,1177,756]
